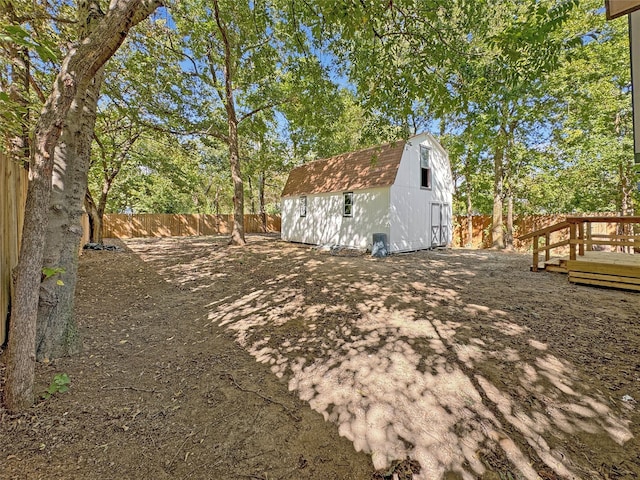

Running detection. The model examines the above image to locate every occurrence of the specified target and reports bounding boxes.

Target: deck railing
[519,216,640,272]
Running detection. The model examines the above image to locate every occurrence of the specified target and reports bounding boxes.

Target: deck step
[531,257,567,273]
[546,264,568,274]
[566,259,640,277]
[569,273,640,291]
[567,260,640,291]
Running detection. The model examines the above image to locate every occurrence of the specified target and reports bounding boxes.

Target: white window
[420,145,432,189]
[343,192,353,217]
[300,196,307,217]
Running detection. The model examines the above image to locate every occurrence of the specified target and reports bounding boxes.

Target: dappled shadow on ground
[128,235,640,479]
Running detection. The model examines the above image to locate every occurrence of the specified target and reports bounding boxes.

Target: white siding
[389,133,453,252]
[281,187,390,249]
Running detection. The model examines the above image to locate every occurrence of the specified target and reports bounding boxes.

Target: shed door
[441,203,450,245]
[430,203,443,247]
[430,202,450,247]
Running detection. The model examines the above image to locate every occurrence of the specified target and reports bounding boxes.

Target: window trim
[420,145,432,190]
[343,191,353,217]
[300,195,307,217]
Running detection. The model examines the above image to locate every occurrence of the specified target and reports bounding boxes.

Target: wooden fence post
[545,232,550,261]
[578,221,585,257]
[569,222,577,260]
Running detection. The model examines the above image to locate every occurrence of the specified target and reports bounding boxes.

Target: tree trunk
[503,126,517,251]
[505,194,514,250]
[36,65,105,361]
[258,171,266,233]
[213,0,245,245]
[247,176,256,214]
[84,188,102,243]
[619,160,634,216]
[213,189,220,216]
[93,210,104,244]
[4,0,162,412]
[36,0,107,362]
[466,182,473,247]
[491,141,505,249]
[6,67,94,412]
[95,179,112,244]
[228,121,245,245]
[618,160,634,252]
[87,170,118,245]
[2,36,30,410]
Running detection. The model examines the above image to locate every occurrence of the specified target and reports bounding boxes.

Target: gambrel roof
[281,140,406,197]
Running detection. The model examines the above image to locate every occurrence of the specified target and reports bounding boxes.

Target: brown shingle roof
[281,140,406,197]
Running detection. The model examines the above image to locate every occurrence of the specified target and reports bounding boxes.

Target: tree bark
[36,0,106,361]
[505,194,514,250]
[213,189,220,216]
[84,188,103,243]
[4,0,162,412]
[36,65,105,361]
[466,180,473,247]
[86,167,120,245]
[96,180,111,244]
[247,176,256,214]
[491,140,505,249]
[618,160,634,252]
[503,126,517,251]
[258,171,266,233]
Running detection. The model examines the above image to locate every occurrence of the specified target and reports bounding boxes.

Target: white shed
[280,132,453,253]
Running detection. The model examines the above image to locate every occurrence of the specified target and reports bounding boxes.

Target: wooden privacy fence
[2,152,91,345]
[1,153,28,345]
[103,213,618,249]
[452,214,620,252]
[101,213,282,238]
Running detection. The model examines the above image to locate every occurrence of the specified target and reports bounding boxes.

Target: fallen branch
[222,373,301,422]
[100,385,160,393]
[166,430,199,470]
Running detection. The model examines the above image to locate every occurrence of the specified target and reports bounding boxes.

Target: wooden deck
[536,251,640,291]
[520,215,640,291]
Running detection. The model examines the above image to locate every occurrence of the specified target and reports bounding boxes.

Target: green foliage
[2,0,635,224]
[85,0,637,220]
[42,266,65,286]
[0,0,75,151]
[92,0,392,217]
[438,0,635,218]
[41,373,70,400]
[533,0,637,213]
[0,24,60,62]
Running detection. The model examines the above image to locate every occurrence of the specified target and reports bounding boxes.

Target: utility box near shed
[371,233,389,257]
[280,132,453,253]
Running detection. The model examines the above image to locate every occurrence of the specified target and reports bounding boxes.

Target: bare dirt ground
[1,234,640,480]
